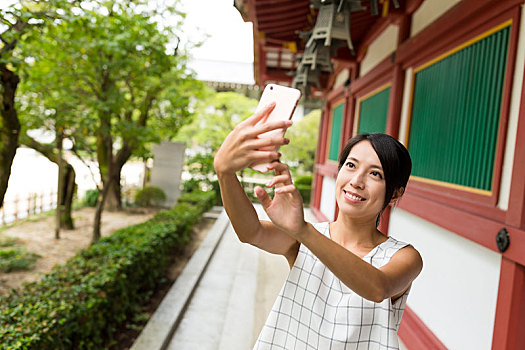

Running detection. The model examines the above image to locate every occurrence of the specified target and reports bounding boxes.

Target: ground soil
[0,206,216,349]
[0,207,160,295]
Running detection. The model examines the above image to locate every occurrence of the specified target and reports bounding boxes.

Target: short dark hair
[338,133,412,212]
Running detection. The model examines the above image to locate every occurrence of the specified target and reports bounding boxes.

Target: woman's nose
[350,172,365,189]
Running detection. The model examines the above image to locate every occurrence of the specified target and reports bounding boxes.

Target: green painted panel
[408,26,510,191]
[358,87,390,134]
[328,103,344,162]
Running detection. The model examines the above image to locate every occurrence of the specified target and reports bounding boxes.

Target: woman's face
[335,140,386,222]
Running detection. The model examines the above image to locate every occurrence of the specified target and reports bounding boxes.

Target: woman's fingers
[266,174,292,187]
[268,161,293,177]
[241,102,276,127]
[246,119,292,139]
[254,186,272,209]
[274,184,298,194]
[247,136,290,150]
[248,150,282,163]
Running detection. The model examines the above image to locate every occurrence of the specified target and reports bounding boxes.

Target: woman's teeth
[345,191,364,201]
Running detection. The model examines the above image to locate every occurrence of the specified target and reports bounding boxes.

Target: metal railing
[0,190,57,226]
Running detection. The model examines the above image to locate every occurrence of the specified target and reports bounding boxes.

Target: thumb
[254,186,272,209]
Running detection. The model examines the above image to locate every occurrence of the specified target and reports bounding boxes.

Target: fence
[0,190,57,226]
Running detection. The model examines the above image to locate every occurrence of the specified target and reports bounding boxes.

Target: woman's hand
[255,162,307,237]
[213,103,292,175]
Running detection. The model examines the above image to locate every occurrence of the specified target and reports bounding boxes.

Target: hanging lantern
[300,39,333,72]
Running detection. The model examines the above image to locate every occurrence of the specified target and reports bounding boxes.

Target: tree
[0,0,68,209]
[17,17,82,230]
[25,1,201,242]
[281,109,321,175]
[175,90,258,152]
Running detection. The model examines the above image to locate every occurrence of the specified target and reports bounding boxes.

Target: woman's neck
[330,214,384,249]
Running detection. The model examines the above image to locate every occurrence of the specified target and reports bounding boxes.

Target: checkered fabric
[254,222,410,350]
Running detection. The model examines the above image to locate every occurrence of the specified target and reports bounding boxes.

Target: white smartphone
[250,84,301,173]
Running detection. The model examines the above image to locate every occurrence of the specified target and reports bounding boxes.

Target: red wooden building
[234,0,525,348]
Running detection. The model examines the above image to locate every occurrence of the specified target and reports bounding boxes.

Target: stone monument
[150,141,185,208]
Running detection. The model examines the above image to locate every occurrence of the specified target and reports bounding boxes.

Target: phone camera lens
[270,86,273,90]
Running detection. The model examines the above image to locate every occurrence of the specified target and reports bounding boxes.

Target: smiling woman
[214,104,422,349]
[337,133,412,226]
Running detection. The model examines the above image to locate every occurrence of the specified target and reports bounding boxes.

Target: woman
[214,103,423,349]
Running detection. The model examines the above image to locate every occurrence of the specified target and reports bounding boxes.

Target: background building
[234,0,525,348]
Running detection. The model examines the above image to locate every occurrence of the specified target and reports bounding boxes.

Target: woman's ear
[389,187,405,206]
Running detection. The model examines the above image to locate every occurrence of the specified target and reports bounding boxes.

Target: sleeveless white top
[254,222,410,350]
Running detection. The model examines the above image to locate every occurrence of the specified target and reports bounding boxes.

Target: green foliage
[295,175,313,186]
[83,189,99,208]
[0,248,40,273]
[282,109,321,176]
[177,190,216,212]
[295,175,313,206]
[0,189,215,350]
[0,237,18,248]
[175,90,258,151]
[182,178,201,193]
[134,186,167,207]
[16,0,203,216]
[184,152,222,205]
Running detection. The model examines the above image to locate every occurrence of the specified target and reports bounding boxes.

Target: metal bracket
[496,228,510,253]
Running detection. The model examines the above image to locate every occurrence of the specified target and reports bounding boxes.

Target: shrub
[134,186,167,207]
[0,237,18,247]
[182,178,200,193]
[294,175,312,186]
[0,248,40,272]
[295,175,312,206]
[83,189,99,207]
[0,189,215,350]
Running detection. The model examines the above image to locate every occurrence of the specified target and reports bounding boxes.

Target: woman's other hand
[255,162,307,237]
[213,102,292,175]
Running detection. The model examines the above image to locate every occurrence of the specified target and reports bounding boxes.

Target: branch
[71,141,102,191]
[138,93,155,127]
[0,37,17,56]
[19,131,58,164]
[115,141,132,169]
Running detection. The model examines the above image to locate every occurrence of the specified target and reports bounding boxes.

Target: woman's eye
[345,162,355,168]
[371,171,383,179]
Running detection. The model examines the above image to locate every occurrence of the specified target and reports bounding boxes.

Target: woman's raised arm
[213,103,299,266]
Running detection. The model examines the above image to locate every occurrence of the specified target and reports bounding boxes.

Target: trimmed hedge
[295,176,312,206]
[134,186,167,207]
[0,190,216,350]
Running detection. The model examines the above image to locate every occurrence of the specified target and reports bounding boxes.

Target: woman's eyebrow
[347,156,383,170]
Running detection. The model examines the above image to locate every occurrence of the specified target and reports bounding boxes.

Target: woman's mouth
[343,190,366,202]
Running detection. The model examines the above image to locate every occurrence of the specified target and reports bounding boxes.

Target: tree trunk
[104,144,133,212]
[60,164,75,229]
[104,171,122,211]
[94,109,114,242]
[0,65,21,208]
[55,131,63,239]
[92,183,109,243]
[19,132,76,229]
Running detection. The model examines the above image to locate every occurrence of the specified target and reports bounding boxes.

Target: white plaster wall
[359,24,399,77]
[389,208,501,350]
[320,176,336,221]
[410,0,461,37]
[333,68,350,90]
[498,4,525,210]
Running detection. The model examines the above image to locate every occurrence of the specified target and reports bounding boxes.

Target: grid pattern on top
[254,222,410,350]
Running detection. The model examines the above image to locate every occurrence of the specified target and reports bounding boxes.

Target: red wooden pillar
[386,14,410,139]
[492,258,525,349]
[492,44,525,348]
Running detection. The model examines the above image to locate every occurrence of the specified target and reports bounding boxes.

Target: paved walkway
[166,205,316,349]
